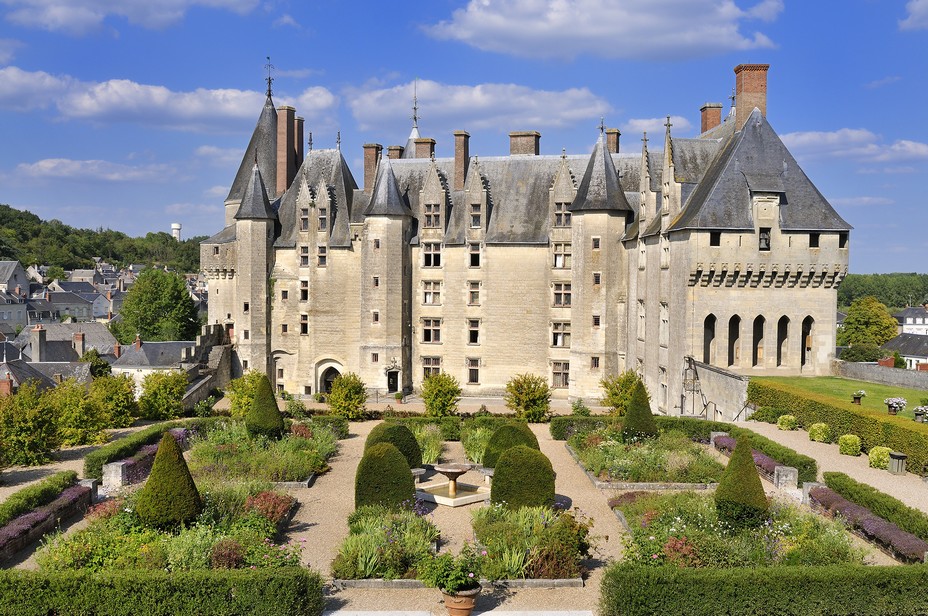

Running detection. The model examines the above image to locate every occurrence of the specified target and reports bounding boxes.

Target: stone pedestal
[102,461,129,490]
[709,431,729,447]
[773,466,798,490]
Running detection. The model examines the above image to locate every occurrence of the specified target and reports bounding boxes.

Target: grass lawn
[757,376,928,420]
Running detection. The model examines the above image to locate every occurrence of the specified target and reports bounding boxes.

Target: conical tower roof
[234,164,275,220]
[365,156,412,217]
[227,95,277,202]
[569,133,632,212]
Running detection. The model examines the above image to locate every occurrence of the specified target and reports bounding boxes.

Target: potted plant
[395,391,404,404]
[884,397,906,415]
[914,406,928,423]
[852,390,866,405]
[418,544,483,616]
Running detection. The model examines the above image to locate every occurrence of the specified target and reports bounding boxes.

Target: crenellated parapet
[688,262,847,288]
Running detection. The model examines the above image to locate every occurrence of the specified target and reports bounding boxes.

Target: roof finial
[729,88,736,107]
[336,131,341,151]
[664,115,672,129]
[561,147,567,159]
[598,117,605,135]
[264,56,274,98]
[308,132,313,151]
[412,78,419,129]
[642,131,648,144]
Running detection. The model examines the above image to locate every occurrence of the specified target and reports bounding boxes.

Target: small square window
[374,239,381,249]
[710,231,721,246]
[372,311,380,323]
[591,237,601,250]
[243,330,249,340]
[242,360,249,370]
[591,356,600,369]
[281,290,288,300]
[281,323,288,334]
[304,386,311,395]
[470,204,481,228]
[318,207,328,231]
[300,245,310,266]
[300,208,309,231]
[593,315,601,328]
[213,246,219,255]
[593,272,601,285]
[277,368,284,379]
[372,353,379,363]
[809,233,820,248]
[277,383,284,393]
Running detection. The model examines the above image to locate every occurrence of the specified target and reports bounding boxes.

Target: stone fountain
[416,463,490,507]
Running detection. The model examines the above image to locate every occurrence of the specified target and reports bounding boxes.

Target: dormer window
[424,203,440,228]
[300,208,310,231]
[318,207,327,231]
[554,202,571,227]
[759,228,771,251]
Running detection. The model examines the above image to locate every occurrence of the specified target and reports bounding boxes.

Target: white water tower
[171,223,182,241]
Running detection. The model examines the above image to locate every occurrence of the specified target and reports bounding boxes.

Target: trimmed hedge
[308,415,349,439]
[600,563,928,616]
[491,445,555,509]
[823,471,928,542]
[549,415,614,440]
[482,423,539,469]
[135,432,202,530]
[0,471,77,528]
[714,436,768,528]
[355,442,414,509]
[748,379,928,475]
[365,423,422,469]
[0,568,324,616]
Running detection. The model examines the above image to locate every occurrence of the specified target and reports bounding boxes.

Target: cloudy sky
[0,0,925,273]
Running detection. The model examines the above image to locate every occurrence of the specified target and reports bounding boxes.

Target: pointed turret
[227,95,278,204]
[234,163,275,220]
[366,156,412,217]
[569,132,632,212]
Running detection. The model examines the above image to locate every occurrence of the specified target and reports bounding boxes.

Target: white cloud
[0,66,338,132]
[204,185,229,197]
[195,145,242,166]
[350,79,610,133]
[865,75,901,89]
[272,13,300,28]
[2,0,259,35]
[164,201,222,216]
[828,196,894,208]
[782,128,928,163]
[622,115,692,136]
[900,0,928,30]
[425,0,782,60]
[0,38,21,64]
[15,158,173,182]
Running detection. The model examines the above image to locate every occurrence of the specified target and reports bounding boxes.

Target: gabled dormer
[234,163,275,222]
[569,132,632,215]
[365,156,412,218]
[550,151,577,229]
[419,159,450,233]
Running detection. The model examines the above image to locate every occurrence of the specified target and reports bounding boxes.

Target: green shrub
[138,370,187,421]
[840,343,884,363]
[135,432,203,530]
[226,371,266,419]
[838,434,862,456]
[411,424,443,465]
[600,370,642,416]
[461,427,493,465]
[0,382,59,466]
[0,568,325,616]
[45,378,110,446]
[244,375,285,440]
[549,415,614,440]
[714,436,768,529]
[365,423,422,469]
[327,373,368,420]
[868,446,892,469]
[491,446,555,509]
[808,423,830,442]
[504,373,551,422]
[823,471,928,541]
[571,399,591,416]
[84,423,172,479]
[776,414,798,430]
[392,416,461,441]
[89,374,138,427]
[621,381,657,442]
[0,471,77,527]
[482,423,539,469]
[420,373,461,417]
[309,415,349,439]
[354,442,414,510]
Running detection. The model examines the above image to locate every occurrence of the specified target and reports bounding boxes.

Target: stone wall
[690,359,750,421]
[832,359,928,390]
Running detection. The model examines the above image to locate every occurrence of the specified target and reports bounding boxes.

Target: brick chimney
[113,343,121,359]
[454,130,470,191]
[510,131,540,156]
[605,128,620,154]
[734,64,769,131]
[414,138,436,159]
[294,116,304,170]
[32,324,46,362]
[72,331,85,357]
[700,102,724,133]
[387,145,404,160]
[276,105,296,196]
[363,143,383,193]
[0,372,12,397]
[134,333,142,350]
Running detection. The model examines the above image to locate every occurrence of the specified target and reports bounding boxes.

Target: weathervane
[336,131,341,151]
[412,78,419,129]
[308,132,313,151]
[264,56,274,98]
[729,88,736,107]
[598,117,606,135]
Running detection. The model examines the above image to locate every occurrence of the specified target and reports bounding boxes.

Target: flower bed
[115,428,189,486]
[713,435,780,480]
[0,485,92,563]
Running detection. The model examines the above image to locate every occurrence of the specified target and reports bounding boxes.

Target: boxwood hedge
[0,471,77,528]
[823,471,928,541]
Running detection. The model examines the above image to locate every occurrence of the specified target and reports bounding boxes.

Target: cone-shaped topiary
[355,442,415,509]
[714,436,768,529]
[620,381,658,442]
[365,422,422,469]
[135,431,202,529]
[491,445,555,509]
[245,374,285,440]
[482,423,539,469]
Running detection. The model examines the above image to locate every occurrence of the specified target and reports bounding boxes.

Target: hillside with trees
[0,203,205,272]
[839,273,928,311]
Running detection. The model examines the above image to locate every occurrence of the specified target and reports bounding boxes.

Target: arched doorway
[321,367,340,394]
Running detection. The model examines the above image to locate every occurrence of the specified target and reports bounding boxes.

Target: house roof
[227,94,277,203]
[0,358,55,391]
[233,164,276,220]
[894,306,928,322]
[53,281,97,294]
[569,134,633,213]
[29,361,92,386]
[882,333,928,359]
[12,322,118,359]
[111,341,194,368]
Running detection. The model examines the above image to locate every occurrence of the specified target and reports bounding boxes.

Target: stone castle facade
[201,64,850,414]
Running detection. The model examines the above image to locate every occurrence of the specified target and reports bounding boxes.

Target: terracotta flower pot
[887,405,898,415]
[852,396,862,405]
[441,586,481,616]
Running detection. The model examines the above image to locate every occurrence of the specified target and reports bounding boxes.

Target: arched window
[703,314,717,364]
[777,316,790,367]
[752,316,766,367]
[801,316,814,367]
[728,315,741,367]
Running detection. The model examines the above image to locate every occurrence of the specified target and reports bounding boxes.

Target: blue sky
[0,0,925,273]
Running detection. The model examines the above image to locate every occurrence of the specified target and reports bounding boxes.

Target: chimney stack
[414,138,436,159]
[294,116,304,170]
[113,343,121,359]
[72,331,85,357]
[700,102,724,133]
[734,64,769,131]
[454,131,470,191]
[276,105,296,196]
[0,372,12,397]
[387,145,404,159]
[32,324,46,362]
[605,128,621,154]
[134,334,142,350]
[363,143,383,193]
[510,131,540,156]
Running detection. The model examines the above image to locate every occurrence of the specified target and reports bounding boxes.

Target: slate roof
[882,334,928,359]
[894,306,928,323]
[111,341,194,368]
[227,95,277,203]
[234,164,276,220]
[0,359,55,391]
[366,155,414,218]
[570,134,633,213]
[12,322,118,359]
[203,224,237,245]
[29,361,92,385]
[53,281,97,294]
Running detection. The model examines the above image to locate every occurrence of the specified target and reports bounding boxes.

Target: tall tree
[113,269,199,343]
[837,296,899,347]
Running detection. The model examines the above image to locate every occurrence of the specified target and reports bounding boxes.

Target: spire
[402,79,422,159]
[569,130,632,213]
[365,155,412,217]
[412,78,419,129]
[234,162,276,220]
[226,85,278,203]
[336,131,341,151]
[265,56,274,98]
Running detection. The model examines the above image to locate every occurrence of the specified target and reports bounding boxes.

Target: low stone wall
[690,360,750,422]
[0,486,92,563]
[832,359,928,390]
[182,373,215,410]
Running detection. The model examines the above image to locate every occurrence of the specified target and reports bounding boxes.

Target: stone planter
[887,405,899,415]
[852,395,862,405]
[441,586,481,616]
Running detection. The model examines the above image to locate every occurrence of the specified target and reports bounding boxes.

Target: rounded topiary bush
[776,414,798,431]
[620,381,657,442]
[491,445,555,509]
[808,423,830,443]
[365,422,423,469]
[355,442,415,509]
[868,446,892,470]
[714,436,768,529]
[482,423,539,469]
[245,374,285,440]
[135,432,202,529]
[838,434,862,456]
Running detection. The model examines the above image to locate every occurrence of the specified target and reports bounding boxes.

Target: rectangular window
[318,207,327,231]
[424,203,440,228]
[467,358,480,384]
[277,368,284,379]
[468,281,480,305]
[374,239,381,249]
[300,280,308,301]
[759,228,771,251]
[423,280,441,305]
[468,319,480,345]
[243,360,248,370]
[553,282,571,307]
[470,203,481,228]
[243,302,249,314]
[422,356,441,378]
[281,323,288,334]
[592,315,601,328]
[710,231,721,246]
[372,353,379,363]
[300,314,308,335]
[300,246,309,266]
[593,272,601,285]
[839,232,848,249]
[422,318,441,343]
[554,202,571,227]
[281,290,288,300]
[659,302,669,347]
[304,386,311,395]
[300,208,310,231]
[276,383,284,393]
[213,246,219,255]
[809,233,820,248]
[243,330,249,340]
[553,243,571,268]
[638,240,646,270]
[552,361,569,388]
[423,243,441,267]
[469,243,480,267]
[317,246,327,267]
[591,356,600,369]
[660,234,669,269]
[373,276,379,288]
[659,367,668,410]
[552,321,571,347]
[372,311,379,323]
[638,300,646,340]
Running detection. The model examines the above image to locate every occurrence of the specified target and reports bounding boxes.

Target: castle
[201,64,850,414]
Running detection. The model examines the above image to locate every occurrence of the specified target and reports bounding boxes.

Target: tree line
[0,204,205,272]
[839,273,928,311]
